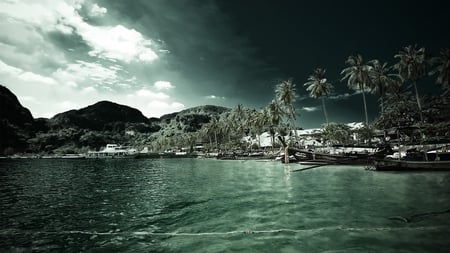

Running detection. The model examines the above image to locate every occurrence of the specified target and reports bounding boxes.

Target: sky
[0,0,449,128]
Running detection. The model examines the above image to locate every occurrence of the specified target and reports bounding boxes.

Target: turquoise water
[1,158,449,252]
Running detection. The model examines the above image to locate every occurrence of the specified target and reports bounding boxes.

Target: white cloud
[0,0,158,63]
[82,25,158,63]
[146,101,185,116]
[153,81,173,90]
[135,89,169,100]
[328,93,352,100]
[301,106,319,112]
[19,71,56,85]
[205,95,226,100]
[82,86,96,93]
[89,3,107,17]
[60,100,80,110]
[18,95,41,105]
[0,0,183,119]
[0,59,21,75]
[0,59,56,85]
[52,60,119,88]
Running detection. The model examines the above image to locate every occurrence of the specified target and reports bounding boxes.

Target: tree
[266,99,284,149]
[394,45,426,122]
[368,60,401,114]
[321,123,352,145]
[429,48,450,93]
[304,68,333,125]
[341,54,372,126]
[230,104,248,139]
[275,79,299,145]
[251,109,270,148]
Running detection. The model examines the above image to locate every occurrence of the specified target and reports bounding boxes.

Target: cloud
[83,25,158,63]
[153,81,174,90]
[328,92,362,100]
[89,3,107,17]
[52,60,119,88]
[60,100,80,110]
[205,95,226,100]
[0,59,56,85]
[0,0,158,63]
[135,89,169,100]
[301,106,319,112]
[143,100,186,117]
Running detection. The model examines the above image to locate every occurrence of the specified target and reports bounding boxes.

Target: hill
[0,85,232,154]
[157,105,230,136]
[0,84,35,154]
[51,100,150,131]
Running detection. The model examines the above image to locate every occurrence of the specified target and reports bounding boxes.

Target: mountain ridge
[0,85,229,154]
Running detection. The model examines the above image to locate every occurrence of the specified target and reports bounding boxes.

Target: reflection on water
[1,159,450,252]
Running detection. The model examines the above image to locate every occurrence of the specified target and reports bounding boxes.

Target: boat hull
[374,159,450,171]
[292,150,375,165]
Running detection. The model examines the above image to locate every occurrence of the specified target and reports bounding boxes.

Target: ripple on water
[1,159,450,252]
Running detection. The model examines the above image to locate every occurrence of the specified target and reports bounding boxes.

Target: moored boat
[374,159,450,171]
[374,145,450,171]
[86,144,138,158]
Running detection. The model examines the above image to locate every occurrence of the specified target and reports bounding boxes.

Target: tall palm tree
[304,68,333,125]
[429,48,450,93]
[266,99,284,149]
[275,79,299,145]
[231,104,248,139]
[394,45,426,122]
[368,60,401,114]
[207,118,219,149]
[341,54,372,126]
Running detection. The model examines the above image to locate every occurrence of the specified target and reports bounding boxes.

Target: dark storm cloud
[98,0,282,106]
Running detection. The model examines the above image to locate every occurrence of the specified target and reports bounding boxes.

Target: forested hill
[0,85,228,155]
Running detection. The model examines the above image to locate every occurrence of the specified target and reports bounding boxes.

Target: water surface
[1,158,449,252]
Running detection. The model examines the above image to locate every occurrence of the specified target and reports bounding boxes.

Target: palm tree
[429,48,450,93]
[341,54,372,126]
[207,118,219,150]
[394,45,426,122]
[253,109,270,148]
[275,79,299,145]
[368,60,401,114]
[231,104,248,139]
[304,68,333,125]
[266,99,284,149]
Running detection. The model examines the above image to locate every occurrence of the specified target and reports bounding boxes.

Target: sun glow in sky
[0,0,448,127]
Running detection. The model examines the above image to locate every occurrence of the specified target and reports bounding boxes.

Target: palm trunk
[271,133,275,152]
[413,81,424,123]
[380,95,386,141]
[360,84,369,126]
[258,133,261,149]
[289,108,299,147]
[321,96,329,125]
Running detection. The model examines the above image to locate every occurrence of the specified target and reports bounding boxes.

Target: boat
[374,145,450,171]
[374,159,450,171]
[292,149,378,165]
[276,136,386,165]
[86,144,138,158]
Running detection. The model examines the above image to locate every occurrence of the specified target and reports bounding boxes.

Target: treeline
[157,45,450,151]
[2,45,448,155]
